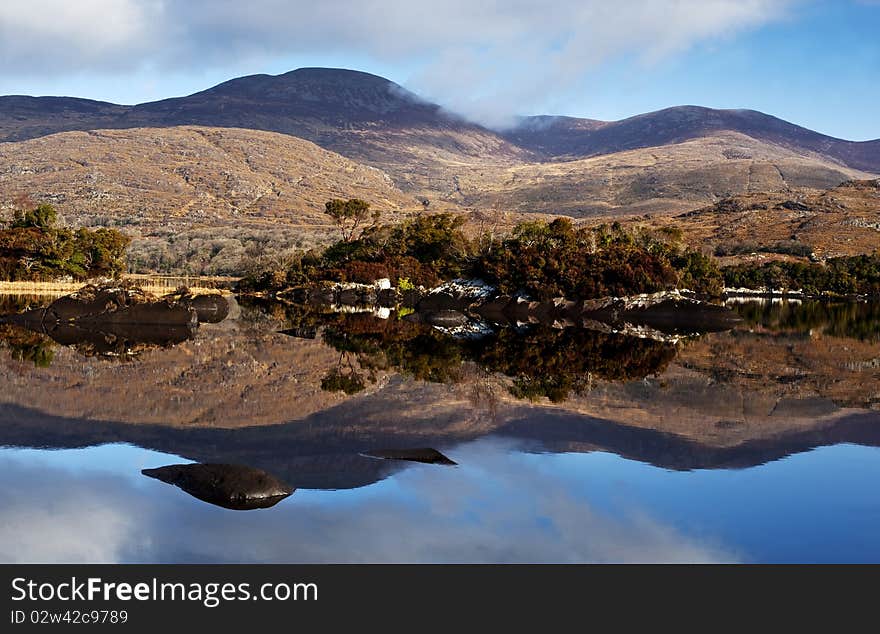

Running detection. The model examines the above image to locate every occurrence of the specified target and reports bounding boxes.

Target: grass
[0,276,236,297]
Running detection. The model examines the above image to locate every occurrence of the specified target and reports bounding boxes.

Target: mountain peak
[161,66,433,123]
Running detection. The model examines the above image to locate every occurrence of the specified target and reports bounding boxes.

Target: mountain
[0,68,527,196]
[0,95,129,143]
[1,67,878,264]
[505,106,880,173]
[3,68,878,179]
[454,131,873,217]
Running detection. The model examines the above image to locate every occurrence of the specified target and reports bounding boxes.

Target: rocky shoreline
[266,278,742,336]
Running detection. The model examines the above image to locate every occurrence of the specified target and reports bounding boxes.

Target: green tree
[73,228,132,278]
[12,204,58,230]
[323,198,377,242]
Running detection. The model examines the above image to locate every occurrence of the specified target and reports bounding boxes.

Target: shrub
[0,203,130,281]
[474,219,720,300]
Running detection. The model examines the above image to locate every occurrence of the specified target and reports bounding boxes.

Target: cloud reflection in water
[0,439,737,563]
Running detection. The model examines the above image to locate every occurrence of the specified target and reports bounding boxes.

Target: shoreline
[0,278,233,297]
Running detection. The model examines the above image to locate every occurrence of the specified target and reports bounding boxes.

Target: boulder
[165,293,229,324]
[6,285,197,328]
[363,448,457,465]
[142,463,295,510]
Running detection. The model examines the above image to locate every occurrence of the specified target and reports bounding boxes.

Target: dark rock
[336,288,362,305]
[472,294,513,320]
[44,322,196,356]
[359,289,378,305]
[617,299,742,334]
[142,463,295,510]
[400,288,424,308]
[423,310,469,327]
[377,288,400,306]
[279,327,318,339]
[8,285,197,328]
[172,294,229,324]
[505,298,542,320]
[417,291,463,312]
[277,286,310,303]
[307,288,336,305]
[363,448,457,465]
[778,200,811,211]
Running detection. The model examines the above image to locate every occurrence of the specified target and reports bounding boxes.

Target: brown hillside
[454,132,874,217]
[641,178,880,258]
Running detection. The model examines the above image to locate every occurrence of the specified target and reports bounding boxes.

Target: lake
[1,294,879,563]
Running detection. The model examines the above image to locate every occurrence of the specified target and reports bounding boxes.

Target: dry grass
[0,276,235,297]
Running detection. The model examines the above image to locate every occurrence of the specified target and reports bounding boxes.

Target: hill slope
[453,132,875,216]
[506,106,880,173]
[0,126,424,273]
[640,178,880,259]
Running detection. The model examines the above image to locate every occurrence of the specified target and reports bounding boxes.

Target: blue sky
[0,1,877,139]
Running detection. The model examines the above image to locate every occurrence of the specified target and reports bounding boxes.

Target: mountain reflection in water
[0,295,878,561]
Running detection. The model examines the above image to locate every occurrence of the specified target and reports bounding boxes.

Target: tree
[12,204,57,230]
[323,198,376,242]
[73,227,131,277]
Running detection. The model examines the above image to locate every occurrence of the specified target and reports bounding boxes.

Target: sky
[0,1,878,139]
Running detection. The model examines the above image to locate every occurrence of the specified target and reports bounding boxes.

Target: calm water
[1,294,879,563]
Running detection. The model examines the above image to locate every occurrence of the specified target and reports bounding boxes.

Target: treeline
[0,204,130,281]
[474,219,723,299]
[731,299,880,342]
[714,240,814,258]
[723,254,880,297]
[242,200,724,300]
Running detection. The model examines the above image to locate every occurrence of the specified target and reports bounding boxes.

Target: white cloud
[0,1,799,124]
[0,1,160,73]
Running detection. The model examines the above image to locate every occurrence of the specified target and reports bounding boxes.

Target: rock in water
[6,284,198,328]
[163,291,229,324]
[142,463,295,510]
[363,448,457,465]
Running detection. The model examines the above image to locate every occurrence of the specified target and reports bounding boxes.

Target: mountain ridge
[506,106,880,172]
[1,67,878,173]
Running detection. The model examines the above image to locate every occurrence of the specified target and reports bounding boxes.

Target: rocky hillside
[455,132,873,217]
[0,125,428,272]
[643,178,880,259]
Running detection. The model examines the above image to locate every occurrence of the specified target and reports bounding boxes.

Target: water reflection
[731,299,880,341]
[2,439,879,563]
[1,400,878,491]
[0,291,223,361]
[0,295,878,561]
[266,302,680,402]
[0,442,741,563]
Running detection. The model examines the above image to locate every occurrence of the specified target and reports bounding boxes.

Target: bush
[474,219,722,300]
[0,204,130,281]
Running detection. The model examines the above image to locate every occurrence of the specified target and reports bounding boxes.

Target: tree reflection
[730,300,880,342]
[298,308,678,402]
